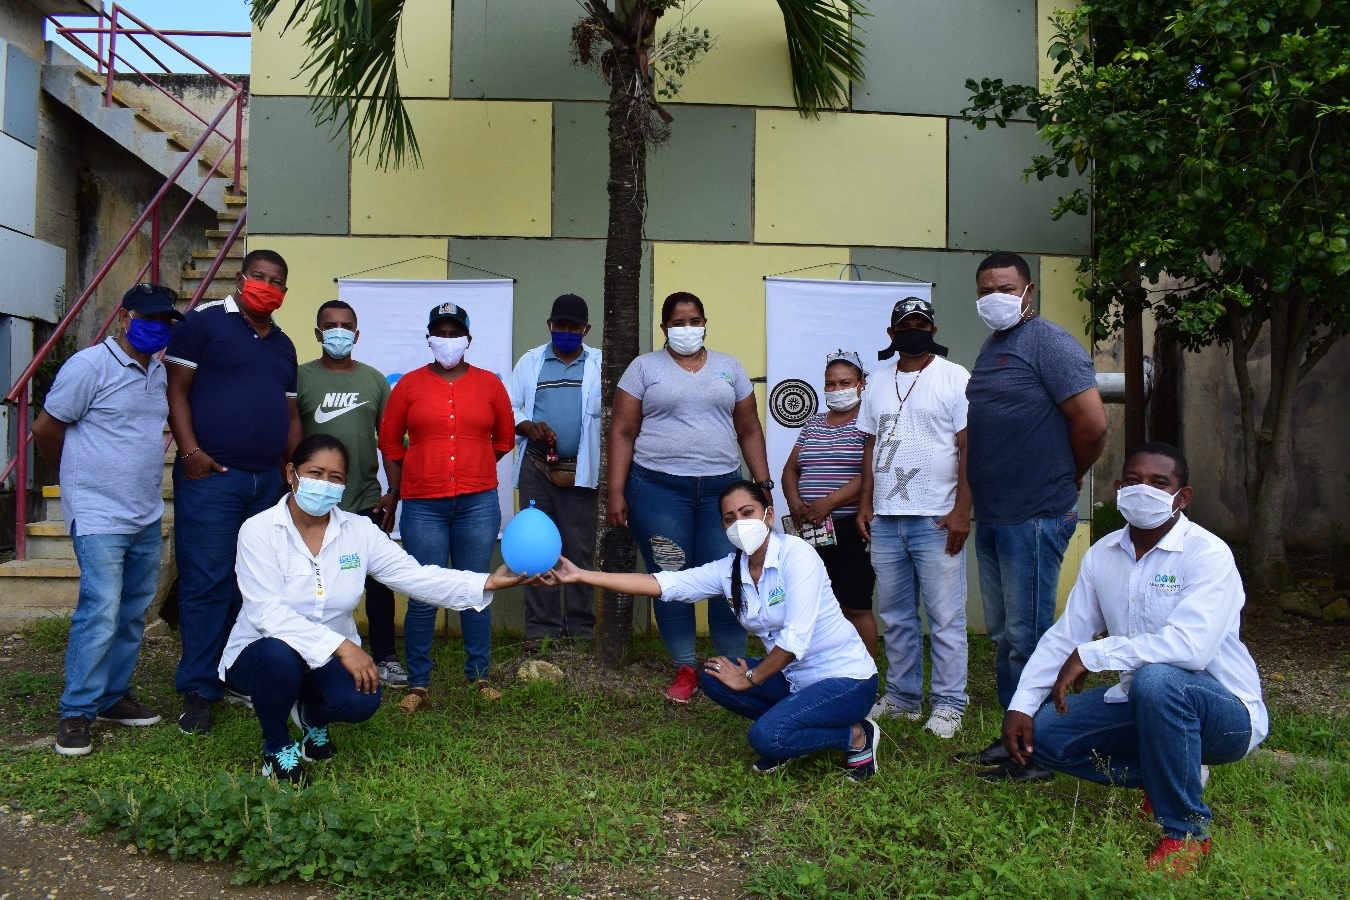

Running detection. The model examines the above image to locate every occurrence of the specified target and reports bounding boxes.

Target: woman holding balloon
[543,481,881,781]
[224,434,531,785]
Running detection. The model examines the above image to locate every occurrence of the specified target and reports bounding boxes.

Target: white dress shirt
[220,498,494,678]
[1009,515,1268,753]
[653,532,877,692]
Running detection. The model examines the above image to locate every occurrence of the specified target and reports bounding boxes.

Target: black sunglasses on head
[130,283,179,301]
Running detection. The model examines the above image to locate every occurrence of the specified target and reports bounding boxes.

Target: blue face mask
[126,317,173,354]
[293,475,345,516]
[321,327,356,359]
[551,330,584,354]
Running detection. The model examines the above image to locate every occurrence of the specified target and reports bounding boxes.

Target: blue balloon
[500,501,563,576]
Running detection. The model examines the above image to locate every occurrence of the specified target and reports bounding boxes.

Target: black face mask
[878,328,949,360]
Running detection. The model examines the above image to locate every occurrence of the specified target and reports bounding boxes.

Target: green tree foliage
[965,0,1349,589]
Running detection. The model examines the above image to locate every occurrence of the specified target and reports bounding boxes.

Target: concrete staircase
[40,44,240,215]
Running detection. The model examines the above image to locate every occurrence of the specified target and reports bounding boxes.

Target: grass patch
[1,635,1347,896]
[24,614,73,651]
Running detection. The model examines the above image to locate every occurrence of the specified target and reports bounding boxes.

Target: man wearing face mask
[165,249,302,735]
[506,294,602,642]
[297,300,403,686]
[958,252,1106,777]
[992,442,1266,875]
[32,284,181,756]
[378,301,516,711]
[856,297,973,740]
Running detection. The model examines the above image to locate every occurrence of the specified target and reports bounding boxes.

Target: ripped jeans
[625,463,747,667]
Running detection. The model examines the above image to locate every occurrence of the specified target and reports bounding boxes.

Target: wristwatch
[745,668,756,685]
[756,479,775,492]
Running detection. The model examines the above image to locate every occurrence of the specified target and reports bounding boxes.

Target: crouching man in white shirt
[221,434,532,785]
[990,442,1267,876]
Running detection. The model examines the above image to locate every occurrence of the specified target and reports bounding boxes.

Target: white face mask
[1116,483,1180,530]
[726,512,771,555]
[666,325,706,356]
[976,286,1030,331]
[428,335,469,369]
[824,388,861,412]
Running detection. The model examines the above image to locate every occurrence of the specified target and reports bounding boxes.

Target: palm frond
[774,0,868,116]
[251,0,419,170]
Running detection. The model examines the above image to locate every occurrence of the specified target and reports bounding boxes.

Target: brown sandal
[473,680,502,702]
[399,687,428,714]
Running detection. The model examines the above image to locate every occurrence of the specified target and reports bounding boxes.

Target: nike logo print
[314,401,369,424]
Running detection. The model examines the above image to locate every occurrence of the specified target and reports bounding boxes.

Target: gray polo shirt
[42,337,169,535]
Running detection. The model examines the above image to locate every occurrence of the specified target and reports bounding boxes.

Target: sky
[47,1,253,76]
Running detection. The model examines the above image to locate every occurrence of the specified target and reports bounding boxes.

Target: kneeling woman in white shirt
[543,480,880,780]
[222,433,529,784]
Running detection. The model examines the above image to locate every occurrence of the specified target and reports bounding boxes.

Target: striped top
[793,412,866,517]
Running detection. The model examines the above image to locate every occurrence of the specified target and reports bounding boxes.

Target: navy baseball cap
[549,293,588,324]
[121,283,184,320]
[428,301,471,334]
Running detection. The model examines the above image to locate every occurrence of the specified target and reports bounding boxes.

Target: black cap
[549,293,588,324]
[428,301,471,334]
[890,296,935,327]
[121,283,184,320]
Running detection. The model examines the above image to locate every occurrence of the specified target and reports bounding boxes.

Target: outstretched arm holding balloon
[542,556,662,597]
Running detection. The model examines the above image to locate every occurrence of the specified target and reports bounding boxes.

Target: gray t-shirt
[965,317,1097,524]
[42,338,169,535]
[617,349,753,477]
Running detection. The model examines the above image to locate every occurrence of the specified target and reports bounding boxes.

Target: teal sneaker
[261,742,308,786]
[290,704,335,762]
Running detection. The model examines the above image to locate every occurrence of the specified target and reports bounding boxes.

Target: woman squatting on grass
[543,480,882,780]
[222,434,532,784]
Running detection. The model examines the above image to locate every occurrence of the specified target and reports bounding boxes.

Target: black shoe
[55,715,92,757]
[178,693,214,735]
[976,760,1054,783]
[955,738,1011,766]
[844,717,880,782]
[97,693,162,726]
[751,756,794,775]
[290,704,336,762]
[261,743,309,786]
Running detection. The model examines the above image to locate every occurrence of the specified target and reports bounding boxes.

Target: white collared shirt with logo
[653,532,877,692]
[1009,515,1268,753]
[220,498,493,677]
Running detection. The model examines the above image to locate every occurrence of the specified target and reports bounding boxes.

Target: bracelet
[180,447,202,460]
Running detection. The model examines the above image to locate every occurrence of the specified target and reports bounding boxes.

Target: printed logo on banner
[769,379,818,428]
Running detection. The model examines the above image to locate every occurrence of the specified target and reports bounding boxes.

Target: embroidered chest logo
[339,553,362,570]
[767,586,786,607]
[1152,573,1182,592]
[714,371,734,384]
[314,392,369,424]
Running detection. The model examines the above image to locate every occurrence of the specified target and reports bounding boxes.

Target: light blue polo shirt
[42,337,169,535]
[528,345,587,458]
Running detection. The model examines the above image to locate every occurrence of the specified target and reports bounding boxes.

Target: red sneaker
[1146,837,1210,876]
[665,665,700,704]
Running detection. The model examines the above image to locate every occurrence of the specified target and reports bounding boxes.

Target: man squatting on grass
[996,442,1267,875]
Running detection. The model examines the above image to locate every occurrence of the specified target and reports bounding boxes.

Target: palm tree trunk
[593,47,647,669]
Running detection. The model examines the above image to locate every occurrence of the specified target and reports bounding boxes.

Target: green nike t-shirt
[296,359,392,512]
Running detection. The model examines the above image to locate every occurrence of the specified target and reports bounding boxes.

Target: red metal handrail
[2,7,248,558]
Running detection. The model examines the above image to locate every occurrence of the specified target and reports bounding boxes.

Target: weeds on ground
[0,634,1347,897]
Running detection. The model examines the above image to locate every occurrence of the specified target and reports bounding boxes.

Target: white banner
[337,279,515,535]
[764,277,932,517]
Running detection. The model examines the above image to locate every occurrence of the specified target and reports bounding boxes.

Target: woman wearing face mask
[609,293,772,704]
[780,351,877,655]
[377,303,516,711]
[223,434,532,784]
[544,481,880,779]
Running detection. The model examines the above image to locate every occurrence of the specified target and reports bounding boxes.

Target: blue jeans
[173,464,283,701]
[975,513,1077,710]
[625,463,746,667]
[226,637,382,754]
[699,657,877,761]
[60,521,162,719]
[1031,663,1253,839]
[871,515,968,712]
[399,491,500,685]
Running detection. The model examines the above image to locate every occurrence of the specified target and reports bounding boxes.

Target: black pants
[359,507,398,661]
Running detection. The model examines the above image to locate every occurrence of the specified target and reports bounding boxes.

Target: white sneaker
[923,706,963,739]
[1200,764,1210,790]
[870,696,922,721]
